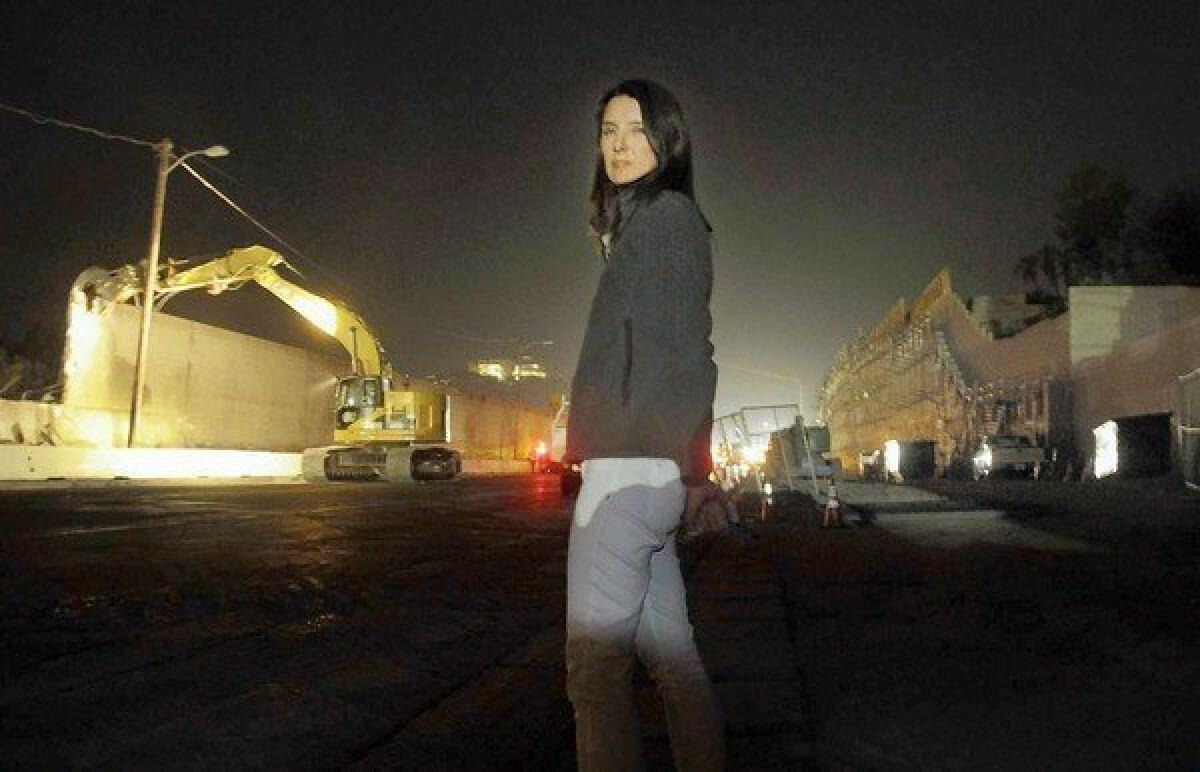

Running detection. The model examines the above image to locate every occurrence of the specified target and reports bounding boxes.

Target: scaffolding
[715,405,821,497]
[819,270,1071,476]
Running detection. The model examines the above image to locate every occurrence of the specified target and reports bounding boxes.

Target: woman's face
[600,95,657,185]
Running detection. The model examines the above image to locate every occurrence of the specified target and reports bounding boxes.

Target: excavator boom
[162,245,385,376]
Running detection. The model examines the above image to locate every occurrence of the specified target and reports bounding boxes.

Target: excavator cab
[336,376,382,408]
[334,376,386,433]
[333,375,444,443]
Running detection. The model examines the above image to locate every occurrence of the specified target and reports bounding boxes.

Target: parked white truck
[973,434,1044,479]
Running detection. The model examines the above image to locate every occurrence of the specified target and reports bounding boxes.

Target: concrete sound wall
[447,392,554,461]
[54,301,554,458]
[1072,313,1200,438]
[1069,285,1200,366]
[61,302,341,450]
[1067,286,1200,465]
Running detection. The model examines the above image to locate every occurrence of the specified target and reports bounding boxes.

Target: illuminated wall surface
[61,303,342,450]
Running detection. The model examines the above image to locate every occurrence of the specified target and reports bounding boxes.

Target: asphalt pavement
[0,475,1195,770]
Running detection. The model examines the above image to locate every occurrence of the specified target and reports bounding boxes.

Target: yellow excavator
[73,244,462,481]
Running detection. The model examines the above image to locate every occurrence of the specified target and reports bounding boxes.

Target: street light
[127,139,229,448]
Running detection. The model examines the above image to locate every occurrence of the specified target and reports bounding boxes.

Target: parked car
[973,434,1044,479]
[561,460,582,497]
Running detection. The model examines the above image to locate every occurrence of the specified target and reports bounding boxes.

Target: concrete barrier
[0,445,302,482]
[461,459,533,476]
[0,445,539,483]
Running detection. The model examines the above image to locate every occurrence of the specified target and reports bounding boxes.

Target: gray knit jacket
[565,190,717,484]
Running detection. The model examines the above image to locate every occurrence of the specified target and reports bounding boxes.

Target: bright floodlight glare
[742,442,766,465]
[203,145,230,157]
[1093,420,1118,478]
[884,439,900,477]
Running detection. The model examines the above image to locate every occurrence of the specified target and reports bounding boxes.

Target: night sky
[3,1,1198,418]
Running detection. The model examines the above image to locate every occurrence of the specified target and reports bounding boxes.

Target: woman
[564,78,728,772]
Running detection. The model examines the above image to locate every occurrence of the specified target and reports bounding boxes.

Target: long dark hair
[588,78,703,244]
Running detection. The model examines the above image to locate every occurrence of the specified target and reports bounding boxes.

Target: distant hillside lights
[471,359,548,382]
[474,361,508,381]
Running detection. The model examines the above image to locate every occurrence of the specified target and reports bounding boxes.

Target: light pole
[127,139,229,448]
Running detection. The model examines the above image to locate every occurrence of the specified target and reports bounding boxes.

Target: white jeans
[566,459,725,771]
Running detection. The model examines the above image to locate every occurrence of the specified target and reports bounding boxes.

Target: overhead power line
[0,102,326,290]
[0,102,156,148]
[0,100,524,350]
[716,360,806,384]
[173,163,375,314]
[177,161,312,273]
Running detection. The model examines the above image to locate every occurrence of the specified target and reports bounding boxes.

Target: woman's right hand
[682,482,732,536]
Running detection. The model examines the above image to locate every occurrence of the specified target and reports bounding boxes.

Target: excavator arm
[81,245,387,377]
[162,245,385,376]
